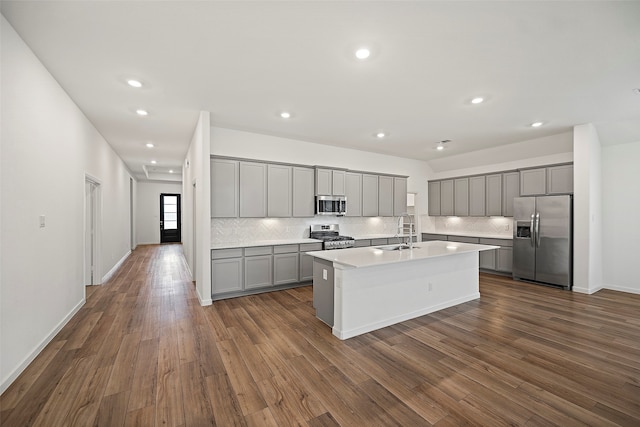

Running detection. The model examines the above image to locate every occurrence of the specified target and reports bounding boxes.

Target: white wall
[601,140,640,294]
[137,181,183,245]
[183,112,211,306]
[428,132,574,176]
[1,17,135,393]
[573,123,603,294]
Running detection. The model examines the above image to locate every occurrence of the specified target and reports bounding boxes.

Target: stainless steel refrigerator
[513,195,572,289]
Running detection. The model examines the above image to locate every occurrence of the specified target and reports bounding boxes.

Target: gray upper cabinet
[520,168,546,196]
[315,168,332,195]
[316,168,346,196]
[440,179,454,216]
[428,181,441,216]
[345,172,362,217]
[292,167,315,217]
[267,164,292,217]
[454,178,469,216]
[332,170,346,196]
[547,164,573,194]
[240,162,267,217]
[378,175,394,217]
[469,176,485,216]
[362,174,379,216]
[485,174,502,216]
[393,177,408,216]
[211,158,239,218]
[502,171,520,217]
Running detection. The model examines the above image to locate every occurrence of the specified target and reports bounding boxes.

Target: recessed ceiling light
[376,132,386,139]
[633,88,640,95]
[435,139,450,151]
[471,97,484,104]
[280,111,291,119]
[136,109,148,116]
[127,79,143,88]
[169,170,174,174]
[355,48,371,59]
[530,121,544,127]
[151,160,157,164]
[146,143,154,148]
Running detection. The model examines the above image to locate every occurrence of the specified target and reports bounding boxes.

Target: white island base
[307,241,497,340]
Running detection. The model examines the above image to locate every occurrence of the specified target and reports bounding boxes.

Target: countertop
[211,238,322,250]
[422,231,512,240]
[306,240,499,269]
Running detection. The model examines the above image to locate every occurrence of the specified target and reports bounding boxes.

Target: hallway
[1,244,639,426]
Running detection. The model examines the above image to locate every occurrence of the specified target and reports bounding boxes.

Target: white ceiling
[2,1,639,181]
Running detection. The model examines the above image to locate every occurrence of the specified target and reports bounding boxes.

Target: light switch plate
[39,215,46,228]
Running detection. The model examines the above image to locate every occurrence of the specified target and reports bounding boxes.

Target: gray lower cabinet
[362,174,379,216]
[299,242,322,281]
[378,176,394,216]
[479,238,513,274]
[211,248,244,294]
[440,180,454,216]
[273,249,299,286]
[292,167,315,217]
[447,236,479,244]
[244,246,273,289]
[371,238,389,246]
[422,233,444,241]
[497,247,513,273]
[345,172,362,217]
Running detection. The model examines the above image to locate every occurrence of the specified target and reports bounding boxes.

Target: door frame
[84,174,102,286]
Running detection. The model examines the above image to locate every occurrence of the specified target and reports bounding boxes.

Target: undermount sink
[376,244,420,251]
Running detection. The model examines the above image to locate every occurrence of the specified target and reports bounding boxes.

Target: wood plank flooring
[1,243,639,426]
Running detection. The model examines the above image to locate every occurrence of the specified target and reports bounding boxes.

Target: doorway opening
[84,176,101,286]
[160,193,181,243]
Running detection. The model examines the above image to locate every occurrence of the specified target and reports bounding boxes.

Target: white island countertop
[306,240,498,269]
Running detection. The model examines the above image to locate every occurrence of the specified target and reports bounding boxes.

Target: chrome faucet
[397,212,414,249]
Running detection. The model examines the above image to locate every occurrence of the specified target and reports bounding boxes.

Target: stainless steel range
[310,224,355,250]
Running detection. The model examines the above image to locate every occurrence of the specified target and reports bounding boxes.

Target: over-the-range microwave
[316,196,347,216]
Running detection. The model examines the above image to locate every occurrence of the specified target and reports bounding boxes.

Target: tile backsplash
[212,216,399,244]
[422,215,513,238]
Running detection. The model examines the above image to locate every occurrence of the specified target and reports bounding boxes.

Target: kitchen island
[306,240,498,339]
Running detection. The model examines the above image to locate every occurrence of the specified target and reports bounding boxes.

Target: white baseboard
[603,283,640,295]
[101,250,131,284]
[572,285,603,294]
[0,298,85,395]
[196,286,212,306]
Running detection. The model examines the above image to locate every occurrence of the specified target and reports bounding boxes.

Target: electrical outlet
[39,215,46,228]
[428,282,433,292]
[323,269,327,280]
[504,224,510,231]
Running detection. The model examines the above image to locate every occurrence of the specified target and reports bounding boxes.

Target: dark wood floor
[1,244,639,426]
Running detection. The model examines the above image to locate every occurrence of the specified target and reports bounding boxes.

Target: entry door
[160,194,181,243]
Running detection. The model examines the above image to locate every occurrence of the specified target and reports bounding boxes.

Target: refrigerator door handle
[535,212,541,248]
[530,214,535,247]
